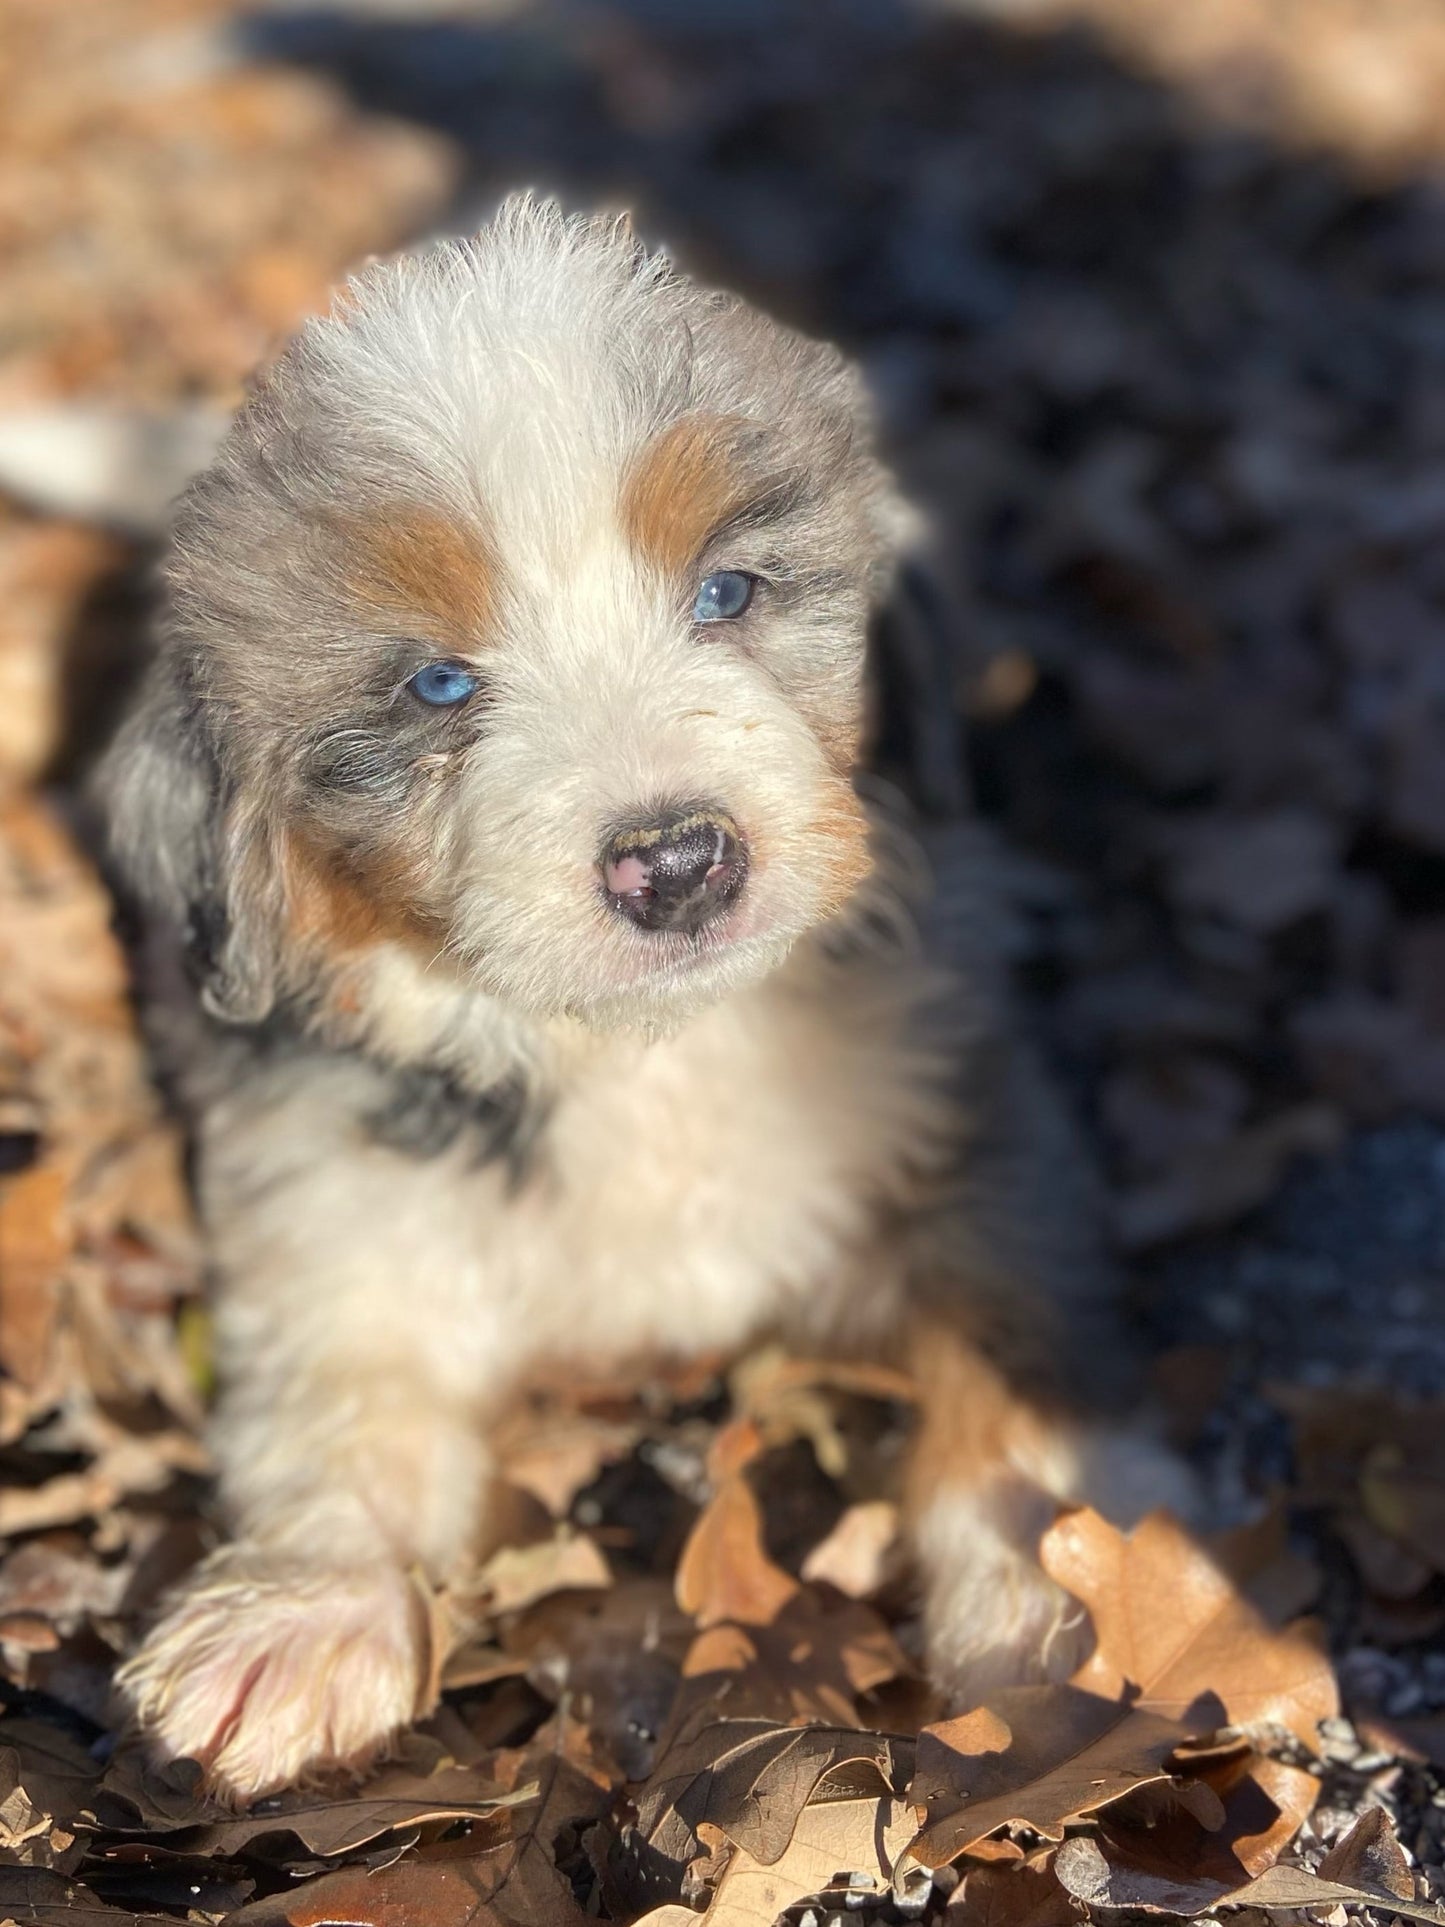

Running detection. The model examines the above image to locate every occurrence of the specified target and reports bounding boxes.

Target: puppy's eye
[692,571,755,623]
[408,660,480,707]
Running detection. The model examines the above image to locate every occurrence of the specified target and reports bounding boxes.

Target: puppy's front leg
[903,1317,1193,1704]
[115,1110,500,1803]
[117,1359,489,1803]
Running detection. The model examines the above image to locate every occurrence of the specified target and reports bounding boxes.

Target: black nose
[601,808,747,934]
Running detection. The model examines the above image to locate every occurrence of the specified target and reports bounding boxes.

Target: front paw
[114,1548,436,1805]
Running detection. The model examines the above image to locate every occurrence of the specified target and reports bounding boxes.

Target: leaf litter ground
[6,0,1445,1921]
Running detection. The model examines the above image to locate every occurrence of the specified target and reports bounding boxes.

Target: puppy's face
[128,203,904,1031]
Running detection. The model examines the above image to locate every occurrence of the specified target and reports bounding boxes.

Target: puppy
[102,197,1181,1804]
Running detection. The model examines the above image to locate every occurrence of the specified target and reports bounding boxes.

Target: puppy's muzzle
[601,808,747,935]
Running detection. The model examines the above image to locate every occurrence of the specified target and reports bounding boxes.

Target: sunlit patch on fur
[808,780,874,917]
[281,833,442,963]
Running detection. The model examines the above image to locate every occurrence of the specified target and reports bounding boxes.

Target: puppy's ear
[99,656,284,1025]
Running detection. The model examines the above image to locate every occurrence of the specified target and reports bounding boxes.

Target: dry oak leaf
[728,1348,916,1481]
[1043,1507,1338,1751]
[634,1793,919,1926]
[904,1687,1191,1870]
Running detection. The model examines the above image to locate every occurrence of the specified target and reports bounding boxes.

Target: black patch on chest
[363,1062,544,1185]
[215,1002,546,1187]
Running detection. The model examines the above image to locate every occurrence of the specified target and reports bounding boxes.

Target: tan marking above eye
[343,506,498,639]
[620,413,757,578]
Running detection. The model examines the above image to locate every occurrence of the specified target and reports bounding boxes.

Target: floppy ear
[98,655,284,1025]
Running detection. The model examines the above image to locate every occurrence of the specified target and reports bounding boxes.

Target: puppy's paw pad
[115,1554,431,1804]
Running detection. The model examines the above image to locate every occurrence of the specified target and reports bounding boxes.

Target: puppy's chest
[491,968,949,1361]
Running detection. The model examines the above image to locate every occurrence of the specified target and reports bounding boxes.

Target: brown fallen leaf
[904,1687,1191,1870]
[1048,1753,1318,1913]
[948,1850,1078,1927]
[1055,1842,1441,1919]
[1211,1495,1322,1626]
[94,1746,539,1859]
[729,1348,916,1482]
[672,1794,919,1926]
[494,1416,639,1519]
[621,1714,913,1911]
[1281,1384,1445,1581]
[675,1475,799,1630]
[0,1160,68,1388]
[801,1500,901,1599]
[679,1588,911,1728]
[1319,1807,1418,1903]
[0,1863,176,1925]
[1203,1754,1321,1879]
[1206,1863,1445,1922]
[1043,1508,1338,1750]
[1112,1104,1344,1250]
[0,1434,210,1539]
[0,1717,104,1870]
[475,1530,612,1618]
[1360,1440,1445,1576]
[223,1837,592,1927]
[1335,1513,1435,1602]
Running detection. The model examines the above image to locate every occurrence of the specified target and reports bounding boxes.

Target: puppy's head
[107,197,909,1032]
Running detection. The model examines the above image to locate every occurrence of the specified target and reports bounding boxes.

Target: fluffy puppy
[103,196,1181,1804]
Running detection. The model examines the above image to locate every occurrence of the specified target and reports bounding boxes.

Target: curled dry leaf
[1057,1837,1445,1922]
[1318,1806,1419,1903]
[1046,1754,1319,1914]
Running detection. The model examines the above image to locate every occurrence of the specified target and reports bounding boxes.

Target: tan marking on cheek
[620,413,753,577]
[280,834,443,965]
[810,777,873,916]
[815,711,864,781]
[344,507,498,638]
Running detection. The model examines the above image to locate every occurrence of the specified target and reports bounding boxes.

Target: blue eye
[409,660,480,707]
[693,571,755,623]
